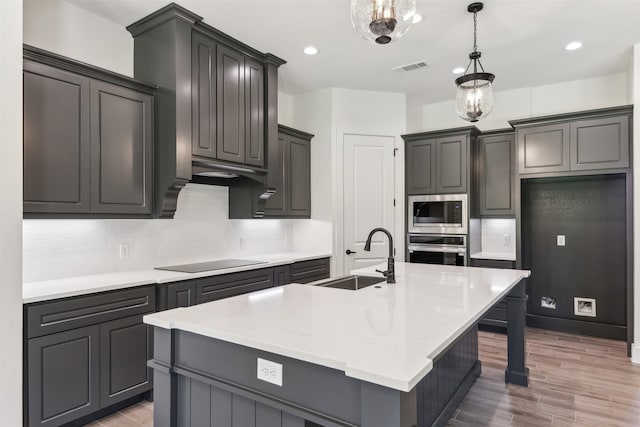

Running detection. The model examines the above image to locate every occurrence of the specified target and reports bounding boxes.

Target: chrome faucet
[363,227,395,284]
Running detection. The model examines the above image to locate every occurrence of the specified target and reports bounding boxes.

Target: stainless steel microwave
[407,194,468,235]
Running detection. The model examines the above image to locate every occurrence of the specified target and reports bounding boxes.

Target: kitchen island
[144,262,530,427]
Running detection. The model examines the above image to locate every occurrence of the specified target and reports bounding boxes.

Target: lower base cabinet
[470,258,516,330]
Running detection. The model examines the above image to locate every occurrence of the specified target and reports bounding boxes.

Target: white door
[343,133,396,274]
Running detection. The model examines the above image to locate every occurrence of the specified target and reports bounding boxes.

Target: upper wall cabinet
[23,46,155,217]
[511,106,632,176]
[475,131,516,217]
[403,127,479,195]
[128,4,285,218]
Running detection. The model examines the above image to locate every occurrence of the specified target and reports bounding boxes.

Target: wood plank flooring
[88,328,640,426]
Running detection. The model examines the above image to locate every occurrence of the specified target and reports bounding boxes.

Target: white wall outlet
[556,235,565,247]
[257,358,282,386]
[119,243,130,259]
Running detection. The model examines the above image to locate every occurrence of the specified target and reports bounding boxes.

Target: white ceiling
[67,0,640,105]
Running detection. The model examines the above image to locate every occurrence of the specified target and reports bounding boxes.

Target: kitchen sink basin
[309,275,387,290]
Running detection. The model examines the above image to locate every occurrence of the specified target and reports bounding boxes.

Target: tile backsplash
[23,184,318,282]
[480,218,516,256]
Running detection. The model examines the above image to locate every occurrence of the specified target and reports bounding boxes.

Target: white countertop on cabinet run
[143,262,530,392]
[22,252,331,303]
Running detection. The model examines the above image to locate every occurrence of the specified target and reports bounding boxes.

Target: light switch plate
[257,358,283,386]
[557,235,565,246]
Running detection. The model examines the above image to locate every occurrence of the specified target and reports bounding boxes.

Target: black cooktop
[155,259,266,273]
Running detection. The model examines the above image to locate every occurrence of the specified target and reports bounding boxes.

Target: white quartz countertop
[470,251,517,261]
[22,252,331,303]
[143,262,530,392]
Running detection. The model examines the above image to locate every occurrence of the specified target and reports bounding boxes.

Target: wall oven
[407,194,468,235]
[407,234,467,266]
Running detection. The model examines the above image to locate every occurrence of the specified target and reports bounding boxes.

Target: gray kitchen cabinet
[23,46,156,218]
[470,259,516,330]
[264,125,313,218]
[403,127,477,195]
[196,268,274,304]
[166,281,197,309]
[290,258,331,284]
[570,115,629,170]
[244,57,265,167]
[23,59,91,214]
[273,265,291,286]
[192,33,217,159]
[27,325,100,427]
[477,131,516,216]
[512,106,632,175]
[217,44,246,164]
[25,286,156,427]
[516,123,570,174]
[90,80,153,215]
[99,315,153,407]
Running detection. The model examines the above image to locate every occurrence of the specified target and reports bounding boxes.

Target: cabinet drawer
[196,268,274,304]
[290,258,330,284]
[27,286,156,339]
[470,259,516,269]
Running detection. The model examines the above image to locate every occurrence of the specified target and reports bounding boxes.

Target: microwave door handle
[408,245,466,253]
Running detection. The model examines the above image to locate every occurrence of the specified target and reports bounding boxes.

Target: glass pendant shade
[455,72,495,122]
[351,0,416,45]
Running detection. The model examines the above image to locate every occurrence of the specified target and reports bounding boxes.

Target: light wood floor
[89,328,640,427]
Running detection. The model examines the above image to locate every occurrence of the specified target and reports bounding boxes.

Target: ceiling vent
[392,61,428,72]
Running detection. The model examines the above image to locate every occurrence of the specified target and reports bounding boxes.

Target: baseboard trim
[631,344,640,364]
[526,314,626,340]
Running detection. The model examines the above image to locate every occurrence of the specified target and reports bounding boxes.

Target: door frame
[334,127,404,276]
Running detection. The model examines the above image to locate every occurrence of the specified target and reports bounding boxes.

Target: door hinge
[393,148,399,157]
[393,198,396,206]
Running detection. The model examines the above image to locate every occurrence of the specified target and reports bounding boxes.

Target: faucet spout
[363,227,395,284]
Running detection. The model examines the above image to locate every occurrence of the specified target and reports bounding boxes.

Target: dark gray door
[90,80,153,214]
[99,315,152,407]
[265,133,287,216]
[436,134,467,193]
[287,135,311,216]
[216,44,245,164]
[570,115,630,171]
[167,281,197,309]
[244,57,264,167]
[28,325,100,427]
[406,139,436,194]
[478,133,515,216]
[23,60,91,214]
[517,123,570,174]
[192,33,217,160]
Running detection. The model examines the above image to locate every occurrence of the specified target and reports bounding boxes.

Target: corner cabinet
[512,106,631,176]
[264,125,313,218]
[403,127,478,195]
[23,46,155,218]
[475,131,516,217]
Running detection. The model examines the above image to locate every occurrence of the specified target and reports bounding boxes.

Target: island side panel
[505,279,529,386]
[150,327,177,427]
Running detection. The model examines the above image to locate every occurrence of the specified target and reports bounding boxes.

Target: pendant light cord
[473,10,478,53]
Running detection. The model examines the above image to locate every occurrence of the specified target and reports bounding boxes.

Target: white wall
[24,184,296,282]
[421,73,629,132]
[0,0,23,424]
[632,44,640,364]
[24,0,133,76]
[278,91,294,127]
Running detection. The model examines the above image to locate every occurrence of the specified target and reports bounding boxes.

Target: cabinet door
[570,115,629,171]
[406,139,436,194]
[478,134,515,216]
[90,80,153,214]
[244,57,264,167]
[167,281,197,309]
[436,135,467,194]
[290,258,330,284]
[287,135,311,216]
[23,60,91,214]
[517,123,570,174]
[216,44,245,164]
[99,315,152,407]
[28,325,100,427]
[196,268,274,304]
[192,33,217,159]
[265,133,287,216]
[273,265,291,286]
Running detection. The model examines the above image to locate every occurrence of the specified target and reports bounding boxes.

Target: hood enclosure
[127,3,286,218]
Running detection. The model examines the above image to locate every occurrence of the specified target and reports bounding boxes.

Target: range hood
[126,3,285,219]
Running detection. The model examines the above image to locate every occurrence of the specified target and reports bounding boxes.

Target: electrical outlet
[257,358,282,386]
[503,234,510,246]
[119,243,130,259]
[557,235,565,247]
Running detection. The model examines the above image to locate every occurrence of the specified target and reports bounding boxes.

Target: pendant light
[455,2,495,122]
[351,0,416,45]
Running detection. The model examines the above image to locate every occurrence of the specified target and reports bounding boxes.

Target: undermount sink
[309,275,386,290]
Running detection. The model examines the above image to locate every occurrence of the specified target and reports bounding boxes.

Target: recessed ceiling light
[565,41,583,51]
[303,46,318,55]
[413,14,423,24]
[452,67,465,75]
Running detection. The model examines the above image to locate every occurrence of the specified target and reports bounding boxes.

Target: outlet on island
[257,358,283,386]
